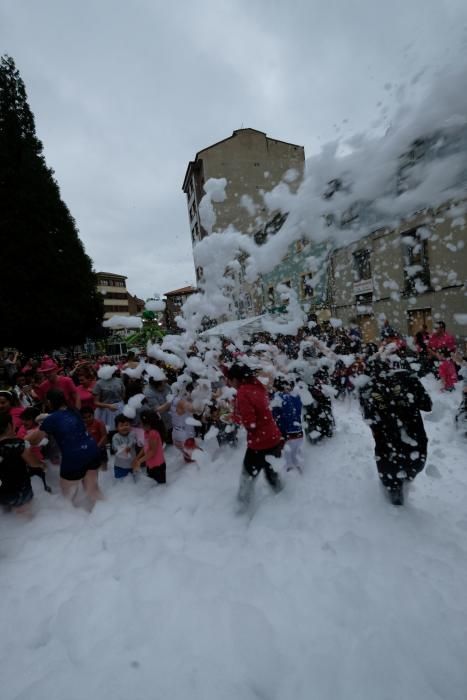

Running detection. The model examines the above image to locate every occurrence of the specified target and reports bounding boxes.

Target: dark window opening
[353,250,371,281]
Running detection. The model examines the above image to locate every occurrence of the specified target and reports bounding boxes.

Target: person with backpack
[359,346,432,506]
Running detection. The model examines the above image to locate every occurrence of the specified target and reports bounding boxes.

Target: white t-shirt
[112,432,138,469]
[170,398,195,443]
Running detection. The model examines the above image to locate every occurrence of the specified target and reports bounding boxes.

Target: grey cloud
[1,0,467,299]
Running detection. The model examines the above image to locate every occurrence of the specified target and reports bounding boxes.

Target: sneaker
[389,484,404,506]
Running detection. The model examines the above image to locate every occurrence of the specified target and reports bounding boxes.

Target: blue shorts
[114,465,132,479]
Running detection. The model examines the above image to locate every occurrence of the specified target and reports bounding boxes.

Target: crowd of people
[0,316,466,515]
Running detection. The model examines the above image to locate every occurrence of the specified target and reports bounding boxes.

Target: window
[300,273,314,299]
[356,292,373,308]
[401,229,430,295]
[105,304,129,313]
[353,250,371,281]
[108,280,125,287]
[106,292,128,300]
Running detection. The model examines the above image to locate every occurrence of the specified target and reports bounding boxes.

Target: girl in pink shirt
[75,371,96,411]
[132,410,166,484]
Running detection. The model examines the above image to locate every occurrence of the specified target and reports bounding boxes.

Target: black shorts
[243,444,282,477]
[60,454,102,481]
[147,463,166,484]
[0,482,34,508]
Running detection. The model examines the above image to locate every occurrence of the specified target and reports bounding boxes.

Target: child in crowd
[438,349,458,391]
[17,407,43,460]
[171,397,198,463]
[111,414,138,479]
[133,410,167,483]
[272,377,304,472]
[80,406,108,470]
[17,407,51,492]
[206,391,238,447]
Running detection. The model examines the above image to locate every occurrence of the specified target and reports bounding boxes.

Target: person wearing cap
[35,357,80,410]
[227,363,284,511]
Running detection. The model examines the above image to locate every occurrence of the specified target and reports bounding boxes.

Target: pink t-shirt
[144,429,164,468]
[36,376,77,407]
[428,332,456,354]
[439,359,457,389]
[76,383,96,410]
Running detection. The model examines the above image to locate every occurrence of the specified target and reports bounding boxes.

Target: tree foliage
[0,55,103,352]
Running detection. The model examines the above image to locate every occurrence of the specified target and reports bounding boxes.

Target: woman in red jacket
[227,363,283,510]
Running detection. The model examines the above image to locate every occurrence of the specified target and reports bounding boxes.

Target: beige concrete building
[182,128,305,317]
[330,201,467,343]
[96,272,130,320]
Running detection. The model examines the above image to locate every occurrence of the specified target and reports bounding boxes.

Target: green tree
[0,55,103,352]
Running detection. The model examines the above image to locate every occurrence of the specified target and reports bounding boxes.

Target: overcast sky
[1,0,467,299]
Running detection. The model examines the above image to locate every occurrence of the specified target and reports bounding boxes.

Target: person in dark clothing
[414,325,431,376]
[227,363,283,511]
[303,377,335,443]
[0,413,42,513]
[359,353,432,505]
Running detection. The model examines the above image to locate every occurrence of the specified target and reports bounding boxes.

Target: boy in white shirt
[111,415,139,478]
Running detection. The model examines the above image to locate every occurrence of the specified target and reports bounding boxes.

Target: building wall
[195,129,304,236]
[261,240,331,317]
[330,202,467,341]
[96,273,130,320]
[183,129,305,318]
[127,294,145,316]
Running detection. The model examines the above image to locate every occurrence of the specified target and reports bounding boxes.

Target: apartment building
[96,272,130,320]
[182,128,305,317]
[330,201,467,342]
[164,285,197,333]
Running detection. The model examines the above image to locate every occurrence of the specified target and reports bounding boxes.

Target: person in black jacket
[359,349,432,505]
[0,413,41,514]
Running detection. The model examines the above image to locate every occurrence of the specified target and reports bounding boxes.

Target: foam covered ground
[1,377,466,700]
